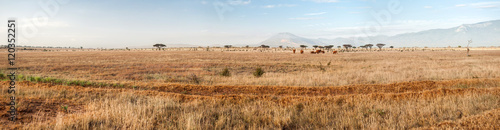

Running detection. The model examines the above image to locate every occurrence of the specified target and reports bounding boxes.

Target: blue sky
[1,0,499,48]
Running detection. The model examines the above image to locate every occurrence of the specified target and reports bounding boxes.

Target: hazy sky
[1,0,499,48]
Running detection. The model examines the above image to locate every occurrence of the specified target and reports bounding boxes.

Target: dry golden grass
[1,49,500,129]
[6,49,500,86]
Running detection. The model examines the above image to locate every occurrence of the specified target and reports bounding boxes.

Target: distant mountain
[259,20,500,47]
[384,20,500,47]
[258,32,327,47]
[129,43,199,49]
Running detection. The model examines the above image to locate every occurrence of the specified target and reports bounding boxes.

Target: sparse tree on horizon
[376,43,385,51]
[359,46,367,50]
[343,44,352,52]
[300,45,308,50]
[365,44,373,50]
[153,43,166,50]
[325,45,334,52]
[224,45,232,51]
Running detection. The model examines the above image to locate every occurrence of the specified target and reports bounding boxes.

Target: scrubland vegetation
[1,48,500,129]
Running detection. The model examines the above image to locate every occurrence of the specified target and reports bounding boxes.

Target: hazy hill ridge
[259,20,500,47]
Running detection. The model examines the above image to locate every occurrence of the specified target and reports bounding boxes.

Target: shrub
[253,67,265,77]
[54,79,63,84]
[85,82,93,86]
[61,105,68,112]
[319,63,326,72]
[188,74,201,84]
[319,66,326,72]
[17,74,24,81]
[27,76,34,82]
[220,68,231,77]
[34,77,42,82]
[0,73,5,79]
[43,77,54,83]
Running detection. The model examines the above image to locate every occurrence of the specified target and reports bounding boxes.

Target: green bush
[85,82,93,86]
[54,79,63,84]
[253,67,265,77]
[17,74,24,81]
[220,68,231,77]
[43,77,54,83]
[26,76,34,82]
[34,77,42,82]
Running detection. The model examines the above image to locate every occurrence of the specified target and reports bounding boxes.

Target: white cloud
[357,6,372,9]
[263,5,275,8]
[305,12,327,16]
[262,4,297,8]
[308,0,339,3]
[471,2,500,8]
[455,4,466,7]
[477,5,498,8]
[289,17,324,20]
[228,0,251,5]
[424,6,432,8]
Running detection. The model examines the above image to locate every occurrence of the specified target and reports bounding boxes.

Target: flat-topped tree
[260,45,270,48]
[359,46,367,50]
[343,44,352,52]
[153,43,166,50]
[376,43,385,51]
[300,45,308,50]
[324,45,334,52]
[224,45,232,51]
[365,44,374,50]
[313,45,319,50]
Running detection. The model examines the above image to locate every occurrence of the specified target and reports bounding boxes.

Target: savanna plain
[1,48,500,129]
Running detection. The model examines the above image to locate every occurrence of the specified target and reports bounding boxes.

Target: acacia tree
[324,45,334,52]
[300,45,308,50]
[376,43,385,51]
[224,45,232,51]
[365,44,374,50]
[359,45,367,51]
[260,45,270,48]
[153,43,166,50]
[313,45,319,50]
[343,44,352,52]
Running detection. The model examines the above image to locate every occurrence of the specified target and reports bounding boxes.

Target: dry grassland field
[1,48,500,129]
